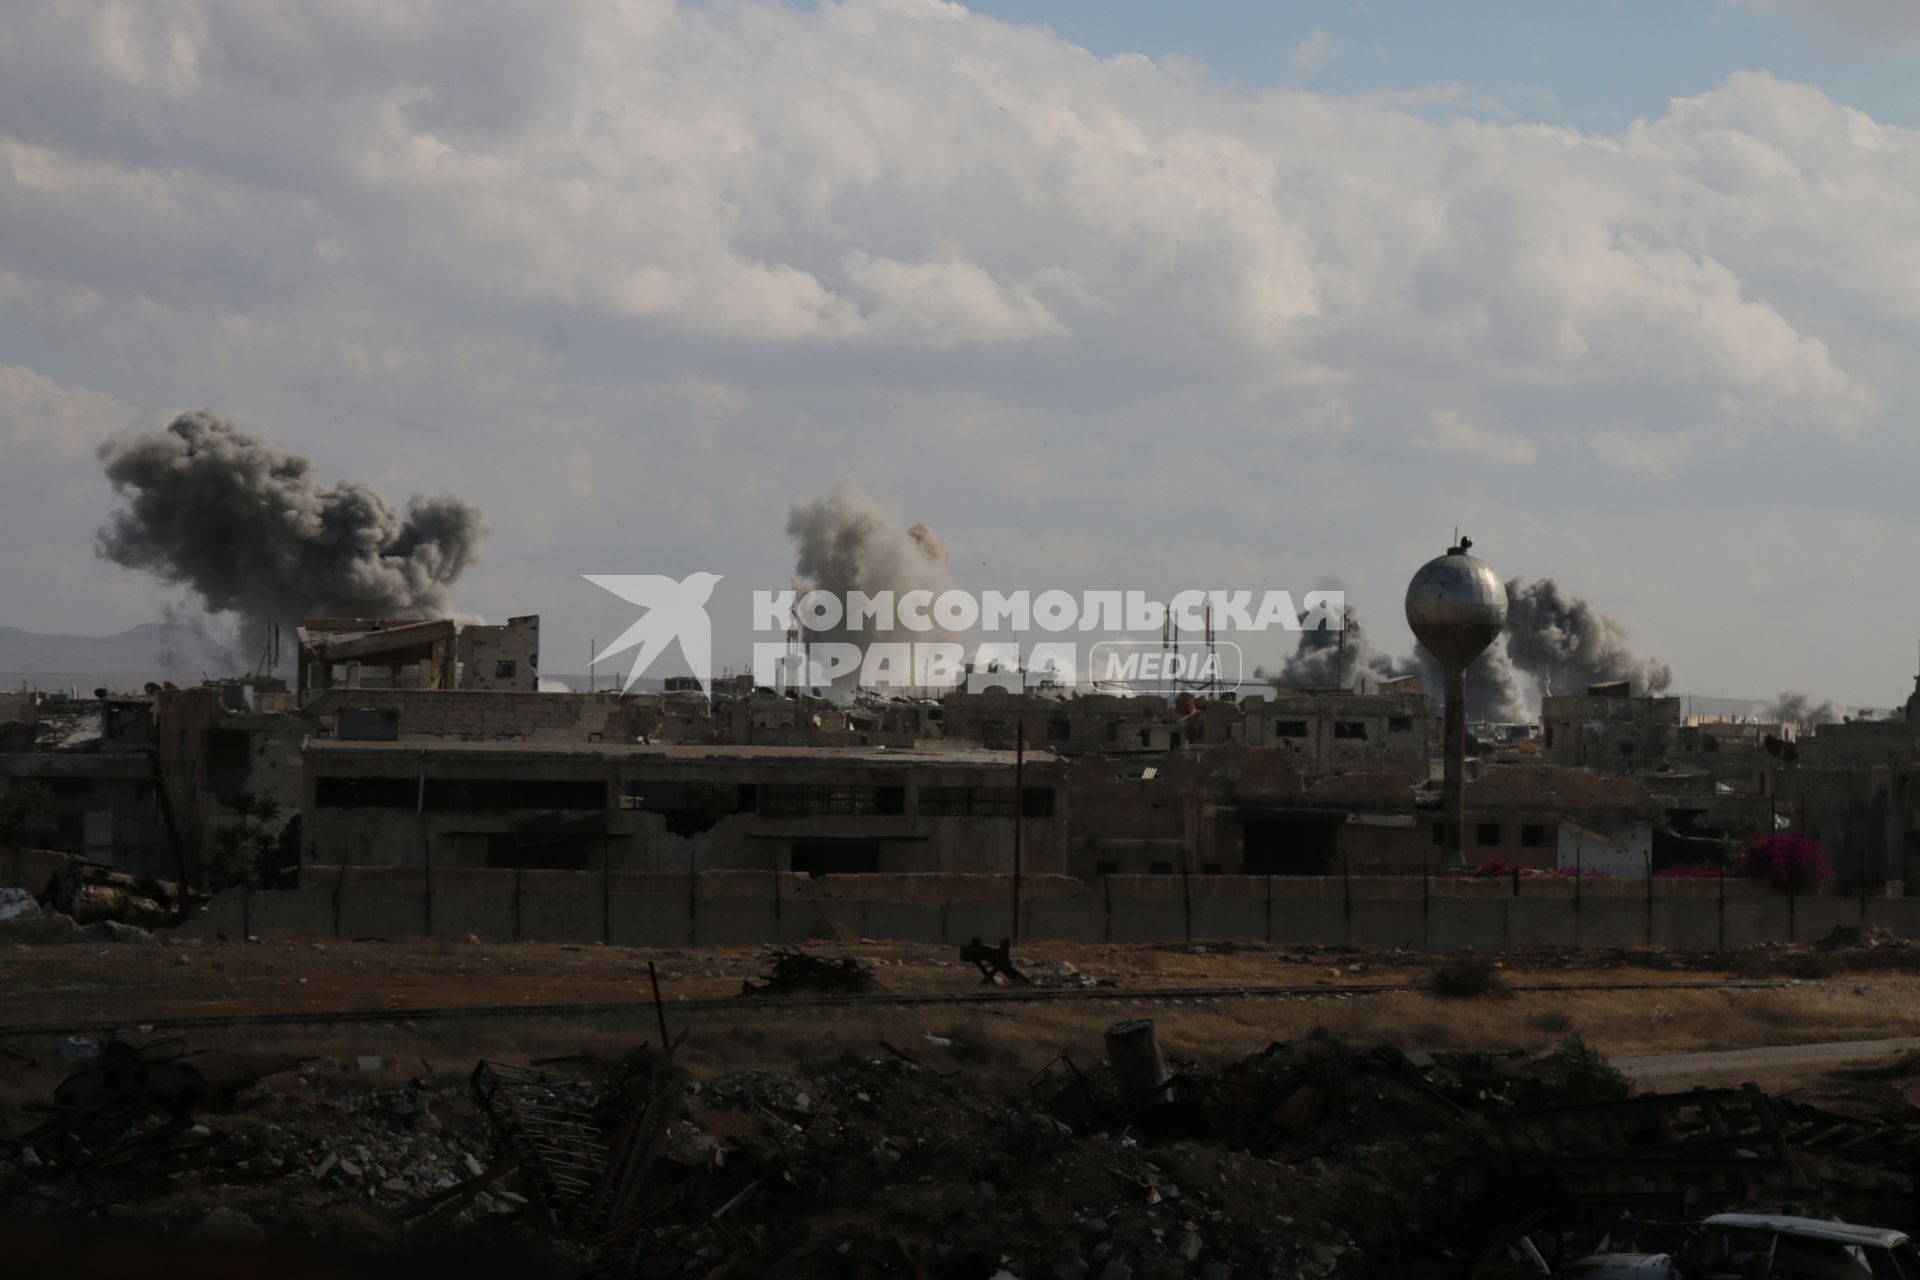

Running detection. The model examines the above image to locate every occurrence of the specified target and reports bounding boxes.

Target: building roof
[304,739,1051,768]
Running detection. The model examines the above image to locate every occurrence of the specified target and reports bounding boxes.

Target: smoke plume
[1268,606,1529,722]
[1766,691,1844,728]
[1502,578,1672,699]
[1271,606,1412,691]
[96,412,487,653]
[1271,575,1670,722]
[1416,645,1530,725]
[786,480,956,689]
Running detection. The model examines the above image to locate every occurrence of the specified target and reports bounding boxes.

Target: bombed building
[0,429,1913,950]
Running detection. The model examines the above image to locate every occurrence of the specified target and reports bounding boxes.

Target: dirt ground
[10,937,1920,1279]
[0,934,1875,1022]
[5,937,1920,1095]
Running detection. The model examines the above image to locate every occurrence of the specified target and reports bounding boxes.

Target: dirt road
[1617,1035,1920,1087]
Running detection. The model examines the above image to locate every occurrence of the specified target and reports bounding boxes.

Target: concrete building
[715,693,919,749]
[154,681,307,881]
[300,740,1067,878]
[1066,747,1305,878]
[1540,683,1683,773]
[1058,756,1687,881]
[296,616,539,695]
[0,695,176,877]
[0,690,36,729]
[1237,689,1433,772]
[935,690,1177,753]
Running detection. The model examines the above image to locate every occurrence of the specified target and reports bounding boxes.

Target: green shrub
[1556,1033,1628,1103]
[0,780,53,845]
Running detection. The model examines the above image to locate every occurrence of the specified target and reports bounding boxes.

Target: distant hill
[0,622,241,692]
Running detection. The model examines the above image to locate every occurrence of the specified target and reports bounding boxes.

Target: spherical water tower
[1405,538,1507,866]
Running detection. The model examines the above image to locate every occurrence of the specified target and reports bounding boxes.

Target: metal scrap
[2,1031,303,1201]
[958,936,1030,986]
[739,947,880,998]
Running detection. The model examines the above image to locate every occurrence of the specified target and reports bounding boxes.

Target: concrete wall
[306,688,658,744]
[0,844,73,894]
[176,869,1869,952]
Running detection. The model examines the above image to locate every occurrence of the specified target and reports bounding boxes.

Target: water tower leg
[1443,663,1467,869]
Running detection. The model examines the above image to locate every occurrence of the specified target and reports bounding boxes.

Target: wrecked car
[1567,1214,1920,1280]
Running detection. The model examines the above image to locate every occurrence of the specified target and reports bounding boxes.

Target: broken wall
[456,615,539,691]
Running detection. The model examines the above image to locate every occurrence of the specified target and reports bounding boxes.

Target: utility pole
[1011,721,1024,943]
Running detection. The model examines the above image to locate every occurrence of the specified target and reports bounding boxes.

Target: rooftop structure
[295,616,539,697]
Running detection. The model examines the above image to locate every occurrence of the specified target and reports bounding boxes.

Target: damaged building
[13,599,1920,948]
[0,692,176,878]
[300,739,1066,878]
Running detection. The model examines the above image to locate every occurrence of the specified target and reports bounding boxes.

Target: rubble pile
[0,859,201,944]
[46,861,188,929]
[0,885,158,945]
[739,947,882,997]
[5,1024,1920,1277]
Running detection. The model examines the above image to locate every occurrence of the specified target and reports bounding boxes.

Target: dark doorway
[204,730,252,805]
[1241,818,1337,874]
[791,841,881,876]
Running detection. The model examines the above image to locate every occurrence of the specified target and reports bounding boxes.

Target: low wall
[165,870,1898,952]
[0,846,72,895]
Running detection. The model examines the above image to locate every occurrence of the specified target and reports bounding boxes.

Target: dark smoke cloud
[1766,691,1844,727]
[1418,644,1529,725]
[786,480,956,688]
[1267,606,1530,722]
[96,412,487,652]
[1270,606,1410,691]
[1503,578,1672,699]
[1270,575,1669,722]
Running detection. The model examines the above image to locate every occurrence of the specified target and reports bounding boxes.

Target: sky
[3,0,1920,708]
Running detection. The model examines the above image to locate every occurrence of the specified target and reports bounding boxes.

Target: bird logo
[583,572,723,694]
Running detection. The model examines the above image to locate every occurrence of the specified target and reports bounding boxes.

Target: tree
[0,780,52,846]
[203,791,290,891]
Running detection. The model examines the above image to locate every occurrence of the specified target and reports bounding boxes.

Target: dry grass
[4,942,1919,1122]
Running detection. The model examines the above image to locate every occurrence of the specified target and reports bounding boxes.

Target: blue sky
[964,1,1920,127]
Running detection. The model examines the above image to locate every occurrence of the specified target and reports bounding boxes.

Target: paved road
[1617,1037,1920,1087]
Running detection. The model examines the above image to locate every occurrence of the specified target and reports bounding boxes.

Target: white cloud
[0,2,1883,442]
[1587,426,1699,480]
[1412,410,1538,466]
[842,251,1066,346]
[0,364,127,456]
